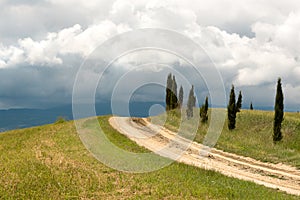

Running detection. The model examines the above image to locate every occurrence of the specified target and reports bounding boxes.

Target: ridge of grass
[0,115,298,199]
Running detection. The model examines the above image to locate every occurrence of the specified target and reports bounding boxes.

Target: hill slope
[110,116,300,195]
[152,109,300,168]
[0,115,298,199]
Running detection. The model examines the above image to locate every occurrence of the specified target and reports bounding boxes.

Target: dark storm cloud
[0,61,80,108]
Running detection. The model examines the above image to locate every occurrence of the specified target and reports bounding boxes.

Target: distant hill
[0,107,73,132]
[0,101,165,132]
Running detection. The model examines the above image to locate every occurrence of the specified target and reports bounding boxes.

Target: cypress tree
[165,73,172,111]
[171,75,178,109]
[178,85,183,108]
[227,85,236,130]
[200,96,209,123]
[236,91,242,112]
[250,102,253,110]
[186,85,196,119]
[273,78,284,142]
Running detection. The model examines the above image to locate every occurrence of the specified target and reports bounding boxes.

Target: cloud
[232,12,300,86]
[252,12,300,55]
[1,0,299,42]
[0,0,300,110]
[0,21,131,67]
[0,64,78,108]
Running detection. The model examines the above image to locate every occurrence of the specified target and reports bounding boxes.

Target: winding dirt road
[109,116,300,196]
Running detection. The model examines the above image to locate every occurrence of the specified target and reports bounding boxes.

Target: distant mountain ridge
[0,102,165,132]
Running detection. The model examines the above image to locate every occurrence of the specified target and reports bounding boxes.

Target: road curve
[109,116,300,196]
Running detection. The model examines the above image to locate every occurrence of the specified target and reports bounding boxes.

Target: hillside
[110,116,300,195]
[0,115,299,199]
[152,109,300,168]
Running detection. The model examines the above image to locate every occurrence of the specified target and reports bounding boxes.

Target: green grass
[0,115,298,199]
[152,109,300,168]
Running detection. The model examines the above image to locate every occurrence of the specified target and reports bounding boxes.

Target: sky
[0,0,300,110]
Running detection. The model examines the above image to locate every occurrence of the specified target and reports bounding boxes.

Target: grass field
[0,115,298,199]
[153,109,300,168]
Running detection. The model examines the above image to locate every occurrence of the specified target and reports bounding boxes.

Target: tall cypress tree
[273,78,284,142]
[165,73,172,111]
[178,85,183,108]
[236,91,242,112]
[171,75,178,109]
[186,85,196,119]
[227,85,236,130]
[200,96,209,123]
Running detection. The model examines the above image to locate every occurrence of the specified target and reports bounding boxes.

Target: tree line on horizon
[165,73,284,143]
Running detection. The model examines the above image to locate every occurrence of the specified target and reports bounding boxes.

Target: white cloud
[138,3,197,30]
[252,12,300,55]
[230,12,300,86]
[110,0,136,24]
[19,37,63,65]
[1,1,299,76]
[0,45,25,68]
[0,21,131,67]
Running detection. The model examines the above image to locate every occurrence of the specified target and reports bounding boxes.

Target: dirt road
[109,116,300,196]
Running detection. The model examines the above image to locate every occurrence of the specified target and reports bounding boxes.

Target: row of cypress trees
[165,74,284,143]
[165,73,179,110]
[165,73,190,111]
[227,86,242,130]
[165,73,209,122]
[227,78,284,143]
